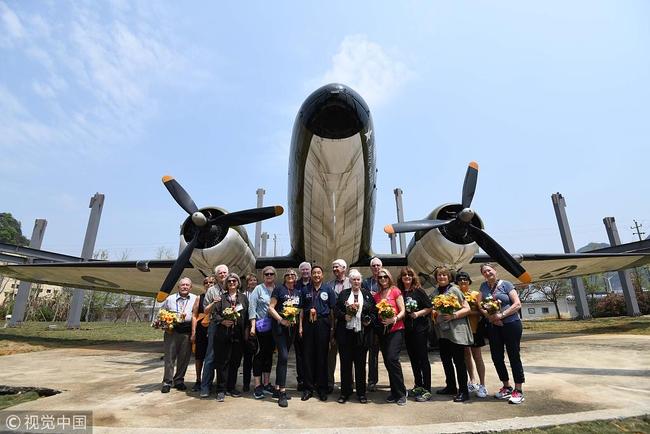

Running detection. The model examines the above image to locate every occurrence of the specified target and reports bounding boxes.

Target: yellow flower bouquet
[376,299,395,320]
[464,290,480,309]
[480,296,502,315]
[282,300,299,324]
[432,293,461,315]
[152,308,180,332]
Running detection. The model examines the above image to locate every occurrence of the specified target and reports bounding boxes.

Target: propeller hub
[191,211,207,227]
[458,208,475,223]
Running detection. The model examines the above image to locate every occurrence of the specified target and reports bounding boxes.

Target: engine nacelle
[178,207,256,276]
[405,203,484,273]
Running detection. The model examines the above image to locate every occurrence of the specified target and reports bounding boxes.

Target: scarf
[346,289,364,332]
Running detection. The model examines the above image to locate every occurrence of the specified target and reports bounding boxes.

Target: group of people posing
[159,259,526,407]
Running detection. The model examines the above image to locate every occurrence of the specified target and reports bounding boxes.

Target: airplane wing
[463,252,650,283]
[0,260,205,297]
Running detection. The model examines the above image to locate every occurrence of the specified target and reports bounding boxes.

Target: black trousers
[338,330,368,397]
[253,330,275,377]
[379,330,406,399]
[367,334,380,385]
[294,333,304,386]
[272,323,296,388]
[405,329,431,391]
[214,326,243,392]
[488,320,525,384]
[438,338,468,394]
[242,345,253,388]
[302,316,331,394]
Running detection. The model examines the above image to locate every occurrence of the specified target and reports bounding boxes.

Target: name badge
[235,304,244,312]
[320,292,329,301]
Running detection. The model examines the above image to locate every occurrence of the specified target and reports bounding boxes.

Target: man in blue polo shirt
[298,265,336,401]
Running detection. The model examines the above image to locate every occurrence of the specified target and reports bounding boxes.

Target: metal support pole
[273,234,278,256]
[261,232,269,257]
[551,193,591,319]
[603,217,640,316]
[393,188,406,254]
[9,219,47,326]
[67,193,105,329]
[389,234,397,254]
[255,188,265,256]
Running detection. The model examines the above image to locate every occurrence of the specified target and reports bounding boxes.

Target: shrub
[593,294,626,317]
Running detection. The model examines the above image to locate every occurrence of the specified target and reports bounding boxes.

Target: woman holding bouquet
[478,263,525,404]
[432,267,473,403]
[455,271,488,399]
[397,266,433,402]
[249,265,277,400]
[334,269,376,404]
[212,273,249,402]
[268,269,301,407]
[373,268,408,406]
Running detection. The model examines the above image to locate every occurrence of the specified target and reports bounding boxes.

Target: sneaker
[385,394,397,403]
[161,384,171,393]
[476,385,488,398]
[416,391,432,402]
[409,387,424,397]
[191,382,201,392]
[468,383,478,394]
[509,389,525,404]
[216,392,225,402]
[278,391,288,408]
[227,389,241,398]
[272,388,280,399]
[253,385,265,399]
[367,382,377,392]
[263,384,275,395]
[397,396,407,406]
[495,386,513,399]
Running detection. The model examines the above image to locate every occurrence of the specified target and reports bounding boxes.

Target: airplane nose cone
[299,83,370,139]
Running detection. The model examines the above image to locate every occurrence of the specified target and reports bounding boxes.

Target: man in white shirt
[327,259,351,393]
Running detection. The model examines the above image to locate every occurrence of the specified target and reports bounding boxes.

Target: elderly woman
[373,268,407,406]
[241,273,258,392]
[455,271,488,399]
[478,263,525,404]
[397,266,433,402]
[212,273,249,402]
[268,269,300,407]
[249,265,277,400]
[190,275,215,392]
[334,269,375,404]
[432,266,473,403]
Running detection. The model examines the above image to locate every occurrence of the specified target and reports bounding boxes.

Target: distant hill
[578,242,610,253]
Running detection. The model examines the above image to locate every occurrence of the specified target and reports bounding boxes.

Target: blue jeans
[200,321,218,395]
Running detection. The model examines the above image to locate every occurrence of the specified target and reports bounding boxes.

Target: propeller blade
[162,176,199,216]
[156,235,199,302]
[468,224,531,284]
[384,219,451,234]
[461,161,479,209]
[212,206,284,227]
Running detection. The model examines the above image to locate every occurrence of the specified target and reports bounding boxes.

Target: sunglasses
[401,273,413,277]
[457,278,470,282]
[378,275,388,280]
[203,281,212,285]
[264,272,275,276]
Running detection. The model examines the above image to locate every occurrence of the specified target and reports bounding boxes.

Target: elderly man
[327,259,351,393]
[160,277,197,393]
[362,256,382,391]
[294,261,312,391]
[199,264,229,398]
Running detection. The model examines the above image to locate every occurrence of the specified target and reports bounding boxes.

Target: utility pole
[393,188,406,254]
[255,188,265,255]
[273,234,278,256]
[631,220,645,241]
[603,217,640,316]
[261,232,269,257]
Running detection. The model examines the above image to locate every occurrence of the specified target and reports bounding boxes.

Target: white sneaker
[467,383,478,393]
[508,389,525,404]
[476,384,488,398]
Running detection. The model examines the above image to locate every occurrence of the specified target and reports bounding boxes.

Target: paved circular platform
[1,332,648,433]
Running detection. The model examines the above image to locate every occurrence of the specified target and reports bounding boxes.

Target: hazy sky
[1,1,649,261]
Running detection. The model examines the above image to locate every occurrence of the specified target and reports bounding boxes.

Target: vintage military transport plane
[2,83,649,301]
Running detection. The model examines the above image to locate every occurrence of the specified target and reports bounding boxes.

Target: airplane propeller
[384,161,532,284]
[156,176,284,302]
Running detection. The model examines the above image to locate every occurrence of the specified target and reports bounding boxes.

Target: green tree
[0,213,29,246]
[531,279,571,319]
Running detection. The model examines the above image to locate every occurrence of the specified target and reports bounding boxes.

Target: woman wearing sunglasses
[241,273,258,392]
[249,265,277,400]
[433,266,473,403]
[397,266,433,402]
[212,273,249,402]
[190,276,215,392]
[268,269,300,407]
[373,268,408,406]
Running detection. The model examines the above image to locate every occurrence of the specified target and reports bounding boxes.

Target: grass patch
[0,391,40,410]
[523,315,650,335]
[0,322,161,355]
[500,415,650,433]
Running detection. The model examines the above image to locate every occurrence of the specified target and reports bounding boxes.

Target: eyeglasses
[264,272,275,276]
[457,278,469,282]
[203,281,212,285]
[371,264,381,268]
[378,275,388,280]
